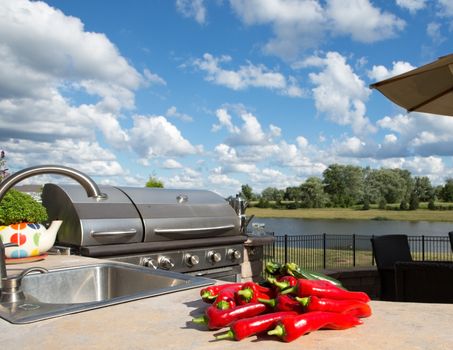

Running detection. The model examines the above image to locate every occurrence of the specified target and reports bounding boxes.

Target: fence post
[352,234,356,267]
[284,234,288,265]
[422,235,425,261]
[323,233,326,269]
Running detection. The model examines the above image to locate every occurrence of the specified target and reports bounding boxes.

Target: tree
[240,184,254,201]
[364,168,406,204]
[261,187,284,202]
[440,178,453,202]
[413,176,434,202]
[284,186,301,202]
[300,177,328,208]
[323,164,363,207]
[145,176,164,188]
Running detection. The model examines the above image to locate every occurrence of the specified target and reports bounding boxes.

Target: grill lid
[42,184,242,247]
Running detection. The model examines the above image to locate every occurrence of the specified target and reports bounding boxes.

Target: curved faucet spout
[0,165,107,202]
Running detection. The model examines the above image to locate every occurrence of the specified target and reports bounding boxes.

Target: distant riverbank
[246,207,453,223]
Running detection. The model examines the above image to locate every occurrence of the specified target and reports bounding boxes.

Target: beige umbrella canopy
[370,53,453,117]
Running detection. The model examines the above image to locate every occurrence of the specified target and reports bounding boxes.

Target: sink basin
[0,262,214,324]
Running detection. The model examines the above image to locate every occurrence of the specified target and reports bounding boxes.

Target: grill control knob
[228,249,242,261]
[158,256,175,270]
[207,251,222,263]
[142,257,158,269]
[185,254,200,267]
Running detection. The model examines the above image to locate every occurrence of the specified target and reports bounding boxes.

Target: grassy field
[247,207,453,222]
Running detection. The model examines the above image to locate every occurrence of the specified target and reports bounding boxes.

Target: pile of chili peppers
[191,261,371,343]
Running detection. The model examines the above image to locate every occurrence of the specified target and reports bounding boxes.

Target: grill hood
[42,184,242,248]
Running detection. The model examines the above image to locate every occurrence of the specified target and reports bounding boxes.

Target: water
[249,217,453,237]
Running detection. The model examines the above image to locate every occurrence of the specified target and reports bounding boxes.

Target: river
[249,217,453,237]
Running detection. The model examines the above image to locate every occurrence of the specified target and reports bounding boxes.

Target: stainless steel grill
[42,184,246,281]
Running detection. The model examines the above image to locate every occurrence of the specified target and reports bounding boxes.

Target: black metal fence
[263,234,453,271]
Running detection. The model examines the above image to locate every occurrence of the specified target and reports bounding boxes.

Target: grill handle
[154,224,235,235]
[90,229,137,238]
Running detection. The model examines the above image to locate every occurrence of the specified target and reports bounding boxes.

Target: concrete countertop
[1,255,453,350]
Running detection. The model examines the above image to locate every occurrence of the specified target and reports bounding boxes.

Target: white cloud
[176,0,206,24]
[368,61,415,81]
[143,69,167,86]
[304,52,375,134]
[208,173,242,187]
[327,0,406,43]
[438,0,453,17]
[426,22,446,45]
[165,168,204,189]
[212,108,280,146]
[230,0,405,60]
[129,115,202,158]
[166,106,193,122]
[162,159,183,169]
[193,53,303,97]
[0,0,167,175]
[396,0,426,13]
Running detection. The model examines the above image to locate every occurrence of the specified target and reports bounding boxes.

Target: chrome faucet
[0,165,107,301]
[0,164,107,202]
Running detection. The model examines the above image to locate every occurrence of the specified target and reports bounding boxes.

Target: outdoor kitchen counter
[2,256,453,350]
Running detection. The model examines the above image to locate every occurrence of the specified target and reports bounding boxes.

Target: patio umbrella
[370,53,453,117]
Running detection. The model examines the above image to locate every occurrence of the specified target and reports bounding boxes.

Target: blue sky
[2,0,453,196]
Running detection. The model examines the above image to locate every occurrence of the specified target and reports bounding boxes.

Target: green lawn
[247,207,453,222]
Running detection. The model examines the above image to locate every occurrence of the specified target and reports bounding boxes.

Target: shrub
[0,189,48,226]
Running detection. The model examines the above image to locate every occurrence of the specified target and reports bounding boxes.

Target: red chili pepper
[297,296,372,318]
[282,279,370,303]
[200,283,243,303]
[267,275,298,291]
[267,311,362,342]
[258,294,303,313]
[192,302,267,330]
[215,311,298,341]
[213,285,242,310]
[236,282,272,305]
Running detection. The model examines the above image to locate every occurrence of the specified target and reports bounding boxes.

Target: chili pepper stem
[257,297,275,307]
[296,296,310,307]
[268,324,285,337]
[280,286,296,295]
[215,330,235,340]
[237,288,252,301]
[192,315,208,325]
[216,300,231,310]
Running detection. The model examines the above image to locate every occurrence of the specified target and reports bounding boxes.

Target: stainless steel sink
[0,262,213,324]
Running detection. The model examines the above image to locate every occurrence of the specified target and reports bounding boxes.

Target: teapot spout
[39,220,63,254]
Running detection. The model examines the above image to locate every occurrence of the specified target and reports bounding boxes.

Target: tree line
[239,164,453,210]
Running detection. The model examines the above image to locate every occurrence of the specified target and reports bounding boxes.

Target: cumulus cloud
[395,0,426,13]
[0,0,170,174]
[129,115,202,158]
[368,61,415,81]
[438,0,453,17]
[303,52,375,134]
[165,168,204,188]
[176,0,206,24]
[326,0,405,43]
[230,0,405,60]
[193,53,304,97]
[162,159,183,169]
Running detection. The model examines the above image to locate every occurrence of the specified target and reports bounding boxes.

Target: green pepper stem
[296,296,310,307]
[192,315,208,324]
[257,297,276,307]
[216,300,230,310]
[267,324,284,337]
[280,286,296,295]
[237,288,252,301]
[215,330,235,340]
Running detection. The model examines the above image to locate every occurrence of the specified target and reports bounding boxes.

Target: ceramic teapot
[0,220,62,258]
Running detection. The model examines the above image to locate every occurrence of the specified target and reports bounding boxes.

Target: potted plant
[0,188,62,258]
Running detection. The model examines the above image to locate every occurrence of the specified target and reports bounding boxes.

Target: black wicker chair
[395,261,453,303]
[371,234,413,301]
